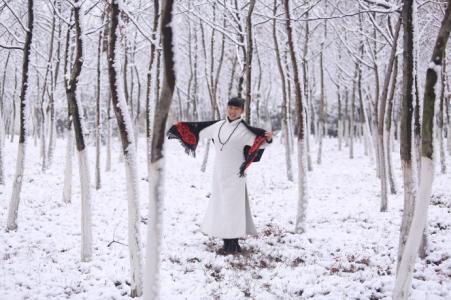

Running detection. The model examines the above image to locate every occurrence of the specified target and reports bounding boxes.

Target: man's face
[227,105,243,120]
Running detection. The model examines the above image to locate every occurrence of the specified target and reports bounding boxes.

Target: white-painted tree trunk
[378,131,388,212]
[363,124,369,156]
[105,114,112,172]
[344,119,349,147]
[47,113,56,168]
[393,157,433,299]
[6,143,26,231]
[63,126,73,204]
[40,119,47,172]
[305,114,313,171]
[282,122,293,180]
[124,150,143,296]
[439,125,446,174]
[77,149,92,262]
[144,159,164,300]
[397,161,415,273]
[95,118,101,189]
[0,112,4,185]
[385,128,397,194]
[295,138,307,233]
[316,122,323,165]
[447,122,451,154]
[349,120,354,159]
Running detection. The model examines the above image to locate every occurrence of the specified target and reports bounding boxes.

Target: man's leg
[229,239,241,252]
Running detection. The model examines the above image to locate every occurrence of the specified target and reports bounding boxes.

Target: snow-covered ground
[0,135,450,299]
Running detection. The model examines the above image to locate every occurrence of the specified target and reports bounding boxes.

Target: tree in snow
[144,0,175,298]
[64,0,93,262]
[393,0,451,298]
[283,0,307,234]
[107,0,143,296]
[6,0,34,232]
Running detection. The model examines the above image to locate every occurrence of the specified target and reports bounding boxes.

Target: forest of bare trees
[1,0,450,299]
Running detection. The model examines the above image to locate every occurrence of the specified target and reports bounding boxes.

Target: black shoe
[228,239,241,253]
[233,239,241,252]
[235,239,242,253]
[223,239,231,253]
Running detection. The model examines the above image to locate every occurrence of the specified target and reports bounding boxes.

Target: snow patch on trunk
[393,157,434,299]
[6,142,26,231]
[77,148,92,262]
[144,158,165,300]
[63,127,73,204]
[295,138,307,233]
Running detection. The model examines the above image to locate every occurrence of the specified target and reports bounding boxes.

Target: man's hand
[264,131,273,143]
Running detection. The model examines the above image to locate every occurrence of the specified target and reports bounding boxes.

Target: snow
[0,136,450,299]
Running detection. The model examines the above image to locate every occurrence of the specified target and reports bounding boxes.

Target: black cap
[227,97,245,109]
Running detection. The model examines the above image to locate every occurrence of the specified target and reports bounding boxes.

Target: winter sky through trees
[0,0,450,299]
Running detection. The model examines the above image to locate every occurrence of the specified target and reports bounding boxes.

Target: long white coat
[199,117,263,238]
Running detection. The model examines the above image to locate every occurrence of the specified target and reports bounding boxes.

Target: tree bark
[393,1,451,298]
[144,0,175,298]
[397,0,415,277]
[107,1,143,296]
[95,30,102,190]
[301,12,312,171]
[146,0,159,167]
[244,0,256,124]
[6,0,34,232]
[438,60,447,174]
[273,0,292,181]
[283,0,307,233]
[65,2,92,263]
[317,5,327,165]
[377,16,401,212]
[386,57,399,195]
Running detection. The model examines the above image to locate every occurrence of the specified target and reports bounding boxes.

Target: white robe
[199,117,262,238]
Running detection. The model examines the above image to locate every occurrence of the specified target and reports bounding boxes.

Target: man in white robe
[168,97,272,253]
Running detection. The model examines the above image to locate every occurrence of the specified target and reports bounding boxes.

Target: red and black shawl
[167,120,270,176]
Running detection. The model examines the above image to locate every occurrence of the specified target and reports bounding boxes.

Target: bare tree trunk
[317,8,327,165]
[283,0,307,233]
[377,16,401,212]
[337,50,343,151]
[146,0,159,168]
[10,68,18,143]
[47,0,62,169]
[105,93,112,172]
[350,64,358,159]
[6,0,34,232]
[438,60,447,174]
[244,0,256,124]
[0,110,4,185]
[95,30,102,190]
[273,0,292,181]
[192,22,199,121]
[108,2,143,296]
[39,0,58,173]
[144,0,175,298]
[65,2,92,263]
[63,121,73,204]
[344,88,349,147]
[397,0,415,276]
[386,57,399,195]
[393,2,451,298]
[0,52,10,185]
[301,14,313,171]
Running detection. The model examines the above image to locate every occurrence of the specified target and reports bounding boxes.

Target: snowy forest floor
[0,135,450,299]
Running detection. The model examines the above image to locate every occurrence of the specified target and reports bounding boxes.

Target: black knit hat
[227,97,245,109]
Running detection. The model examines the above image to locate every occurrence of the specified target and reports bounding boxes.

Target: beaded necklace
[218,119,241,151]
